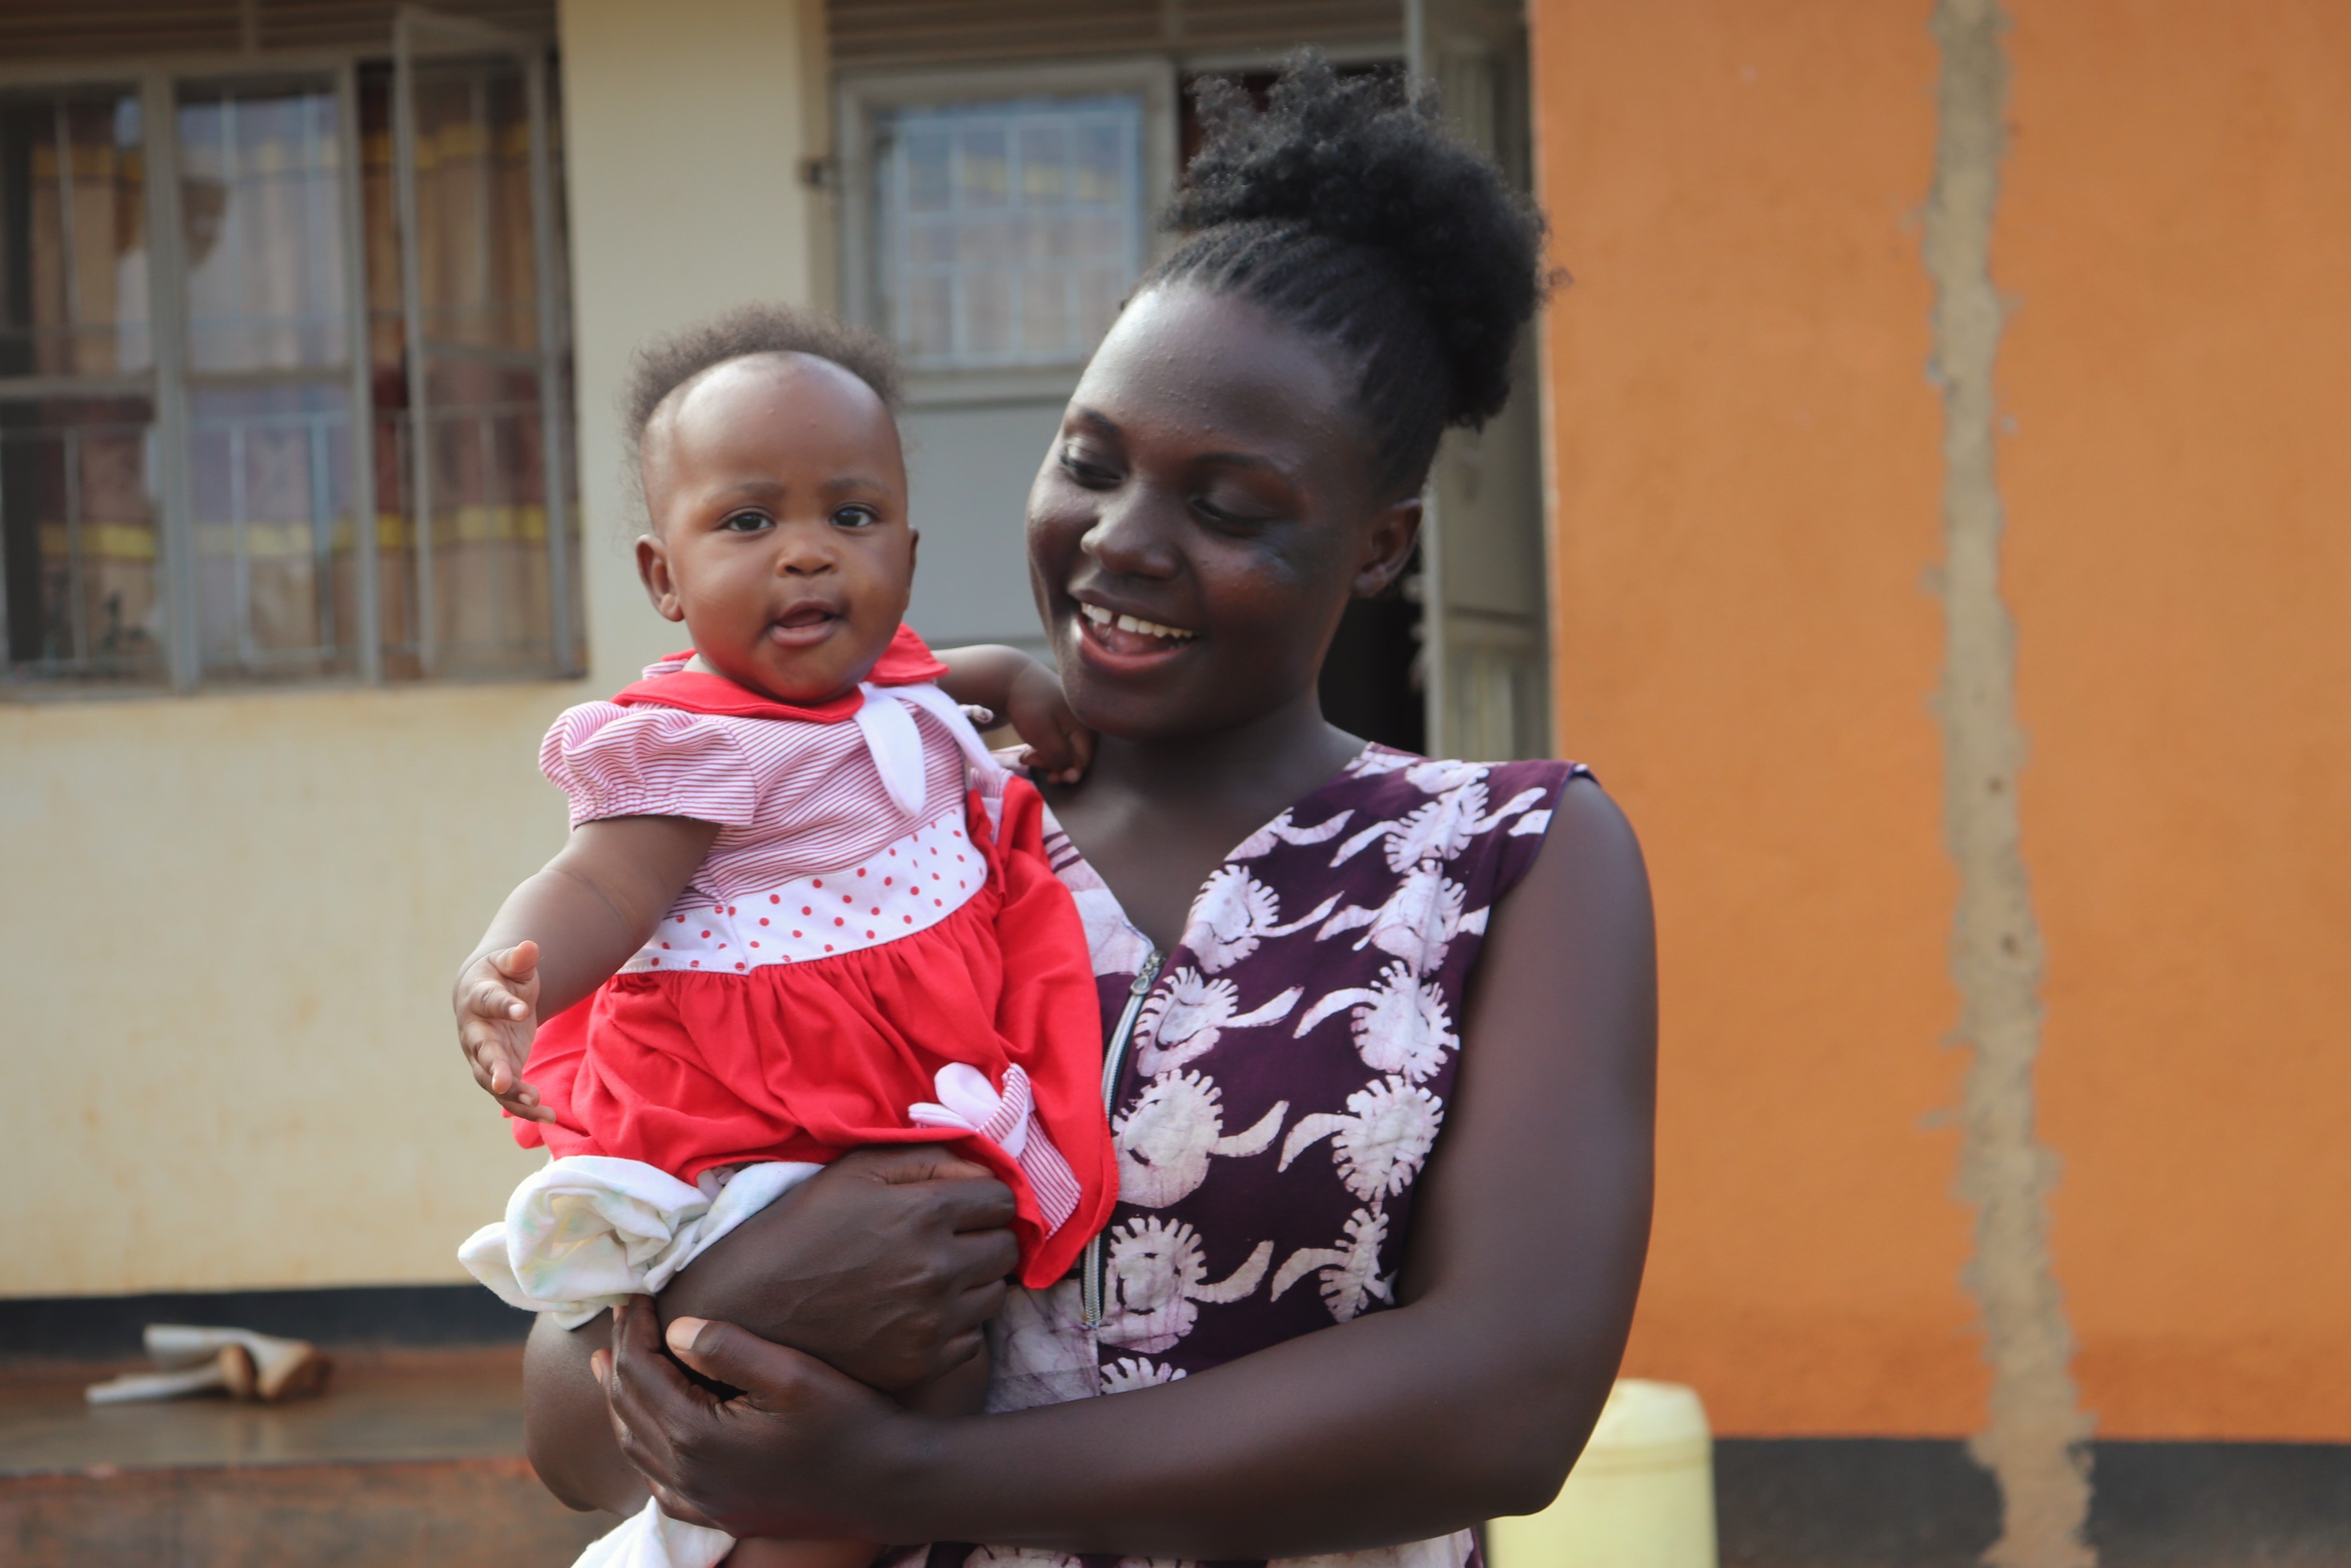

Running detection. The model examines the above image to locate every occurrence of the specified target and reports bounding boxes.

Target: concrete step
[0,1347,608,1567]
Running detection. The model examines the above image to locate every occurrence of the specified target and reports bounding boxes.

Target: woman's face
[1028,283,1421,743]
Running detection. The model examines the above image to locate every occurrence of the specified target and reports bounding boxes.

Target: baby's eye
[720,510,772,533]
[832,505,880,529]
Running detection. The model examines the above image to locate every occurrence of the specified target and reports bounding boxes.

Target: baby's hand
[454,941,555,1122]
[1005,660,1094,785]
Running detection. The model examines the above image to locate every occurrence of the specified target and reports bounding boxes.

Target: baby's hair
[622,303,903,484]
[1147,52,1553,498]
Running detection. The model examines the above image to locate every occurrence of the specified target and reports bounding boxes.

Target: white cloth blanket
[460,1156,823,1332]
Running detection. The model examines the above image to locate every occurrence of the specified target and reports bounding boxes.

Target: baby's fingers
[491,939,540,981]
[466,977,531,1021]
[498,1084,557,1123]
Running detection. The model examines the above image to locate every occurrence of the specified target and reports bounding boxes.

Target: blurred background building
[1,1,2345,1564]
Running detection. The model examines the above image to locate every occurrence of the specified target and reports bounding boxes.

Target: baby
[451,306,1115,1568]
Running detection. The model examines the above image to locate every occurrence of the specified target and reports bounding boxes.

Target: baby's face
[637,353,914,706]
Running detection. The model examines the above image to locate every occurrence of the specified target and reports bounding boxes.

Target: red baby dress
[511,628,1115,1288]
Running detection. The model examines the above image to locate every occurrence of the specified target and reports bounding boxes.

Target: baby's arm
[454,815,719,1120]
[933,644,1093,784]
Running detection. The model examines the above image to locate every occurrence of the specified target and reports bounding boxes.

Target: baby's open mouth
[768,604,841,646]
[1079,601,1197,653]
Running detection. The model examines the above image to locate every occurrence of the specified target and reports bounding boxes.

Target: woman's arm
[601,779,1658,1557]
[454,815,718,1119]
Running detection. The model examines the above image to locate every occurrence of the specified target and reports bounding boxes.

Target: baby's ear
[636,533,686,621]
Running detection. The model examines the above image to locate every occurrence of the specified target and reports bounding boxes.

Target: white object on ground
[1484,1379,1717,1568]
[85,1357,235,1405]
[85,1325,331,1405]
[144,1323,330,1401]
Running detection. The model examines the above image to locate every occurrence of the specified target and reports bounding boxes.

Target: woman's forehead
[1072,285,1360,456]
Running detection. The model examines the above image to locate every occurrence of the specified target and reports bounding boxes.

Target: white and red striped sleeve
[540,702,762,829]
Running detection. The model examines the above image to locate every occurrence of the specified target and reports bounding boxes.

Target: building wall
[0,0,835,1299]
[1532,0,2351,1443]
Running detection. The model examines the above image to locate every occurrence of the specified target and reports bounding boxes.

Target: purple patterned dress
[904,745,1586,1568]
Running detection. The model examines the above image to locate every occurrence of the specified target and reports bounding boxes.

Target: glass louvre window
[0,49,574,695]
[878,95,1145,370]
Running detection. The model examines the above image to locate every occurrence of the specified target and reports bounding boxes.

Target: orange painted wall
[1529,0,1980,1435]
[1533,0,2351,1441]
[2001,0,2351,1440]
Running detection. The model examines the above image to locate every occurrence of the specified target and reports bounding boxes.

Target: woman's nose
[1080,493,1179,579]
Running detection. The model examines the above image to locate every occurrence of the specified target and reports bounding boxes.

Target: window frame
[836,57,1179,410]
[0,25,577,699]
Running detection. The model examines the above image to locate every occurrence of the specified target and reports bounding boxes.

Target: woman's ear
[1353,495,1424,599]
[636,533,686,622]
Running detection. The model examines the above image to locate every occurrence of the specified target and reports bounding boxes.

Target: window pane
[399,360,553,676]
[0,89,151,378]
[877,93,1144,370]
[0,397,163,681]
[189,382,357,678]
[409,61,542,355]
[177,81,347,373]
[365,58,576,681]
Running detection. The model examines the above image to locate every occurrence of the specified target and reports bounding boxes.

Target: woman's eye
[832,505,879,529]
[1194,496,1272,530]
[1058,447,1119,487]
[720,511,771,533]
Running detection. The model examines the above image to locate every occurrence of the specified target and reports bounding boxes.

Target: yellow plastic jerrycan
[1487,1379,1717,1568]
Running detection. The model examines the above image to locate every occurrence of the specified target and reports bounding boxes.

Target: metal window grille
[0,6,577,695]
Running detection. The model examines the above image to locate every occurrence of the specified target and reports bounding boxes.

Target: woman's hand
[453,939,553,1121]
[654,1145,1020,1389]
[597,1297,920,1542]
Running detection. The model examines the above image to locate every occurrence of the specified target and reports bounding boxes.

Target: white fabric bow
[854,681,1002,815]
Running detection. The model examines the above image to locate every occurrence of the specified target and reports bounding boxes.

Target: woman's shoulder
[1318,747,1600,897]
[1332,746,1591,817]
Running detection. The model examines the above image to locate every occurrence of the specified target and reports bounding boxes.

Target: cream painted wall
[0,0,835,1297]
[2,688,569,1294]
[559,0,837,696]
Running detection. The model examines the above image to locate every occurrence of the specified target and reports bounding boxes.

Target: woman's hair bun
[1156,51,1551,486]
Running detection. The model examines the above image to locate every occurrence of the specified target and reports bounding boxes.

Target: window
[878,95,1144,371]
[0,31,575,694]
[841,61,1176,390]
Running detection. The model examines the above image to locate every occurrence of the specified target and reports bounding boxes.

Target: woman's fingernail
[665,1316,708,1354]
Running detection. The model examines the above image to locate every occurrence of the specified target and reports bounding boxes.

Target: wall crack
[1923,2,2095,1566]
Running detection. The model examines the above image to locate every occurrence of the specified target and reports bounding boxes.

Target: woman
[524,58,1656,1567]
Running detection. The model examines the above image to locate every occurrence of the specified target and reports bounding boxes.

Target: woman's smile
[1074,597,1200,669]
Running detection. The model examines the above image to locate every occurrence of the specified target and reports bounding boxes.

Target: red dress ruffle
[515,744,1112,1292]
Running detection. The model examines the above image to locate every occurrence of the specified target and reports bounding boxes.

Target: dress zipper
[1080,948,1162,1328]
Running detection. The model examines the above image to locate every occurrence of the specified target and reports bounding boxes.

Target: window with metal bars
[0,20,576,694]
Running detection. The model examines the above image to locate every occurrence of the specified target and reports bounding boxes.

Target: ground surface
[0,1346,608,1566]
